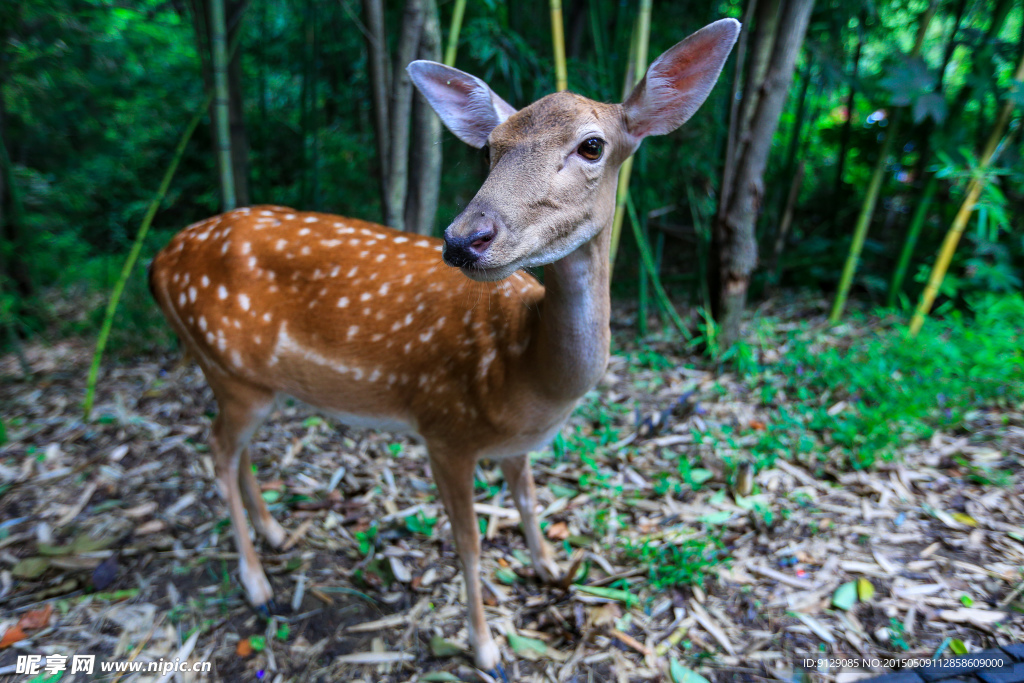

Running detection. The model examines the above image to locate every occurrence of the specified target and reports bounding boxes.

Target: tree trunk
[711,0,814,348]
[384,0,425,231]
[405,0,442,235]
[363,0,390,221]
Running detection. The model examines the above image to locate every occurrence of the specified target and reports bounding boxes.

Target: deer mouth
[457,262,519,282]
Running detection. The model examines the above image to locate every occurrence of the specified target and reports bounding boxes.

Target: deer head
[408,18,740,281]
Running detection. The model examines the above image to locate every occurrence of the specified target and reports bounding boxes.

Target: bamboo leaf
[832,581,857,610]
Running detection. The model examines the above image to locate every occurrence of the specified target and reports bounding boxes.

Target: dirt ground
[1,310,1022,682]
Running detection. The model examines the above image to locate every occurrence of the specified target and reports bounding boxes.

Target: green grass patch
[749,293,1024,470]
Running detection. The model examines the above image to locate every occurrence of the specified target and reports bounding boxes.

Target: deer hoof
[534,557,563,585]
[485,664,510,683]
[254,599,278,619]
[240,557,275,611]
[475,640,502,674]
[262,518,288,549]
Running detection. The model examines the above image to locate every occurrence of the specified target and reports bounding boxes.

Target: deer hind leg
[239,447,287,549]
[207,374,277,610]
[429,450,502,673]
[500,454,561,583]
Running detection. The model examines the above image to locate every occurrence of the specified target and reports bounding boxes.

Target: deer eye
[482,143,491,167]
[577,138,604,161]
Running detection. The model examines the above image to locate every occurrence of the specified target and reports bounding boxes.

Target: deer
[149,19,738,675]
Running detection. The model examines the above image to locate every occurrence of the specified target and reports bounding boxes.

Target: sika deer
[149,19,738,674]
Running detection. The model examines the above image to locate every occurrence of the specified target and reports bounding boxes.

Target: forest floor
[1,301,1023,683]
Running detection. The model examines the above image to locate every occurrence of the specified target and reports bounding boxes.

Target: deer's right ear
[408,61,517,148]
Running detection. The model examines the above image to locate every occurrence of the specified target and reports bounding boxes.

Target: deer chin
[457,262,520,282]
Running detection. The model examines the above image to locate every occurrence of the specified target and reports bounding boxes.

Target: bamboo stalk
[211,0,236,211]
[909,53,1024,336]
[550,0,568,91]
[627,196,689,338]
[608,0,652,266]
[829,0,936,324]
[887,174,938,306]
[829,118,898,323]
[83,92,213,418]
[442,0,466,67]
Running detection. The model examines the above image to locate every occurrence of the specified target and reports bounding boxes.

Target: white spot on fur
[378,283,389,296]
[337,297,349,308]
[239,294,250,311]
[201,275,210,287]
[478,349,497,379]
[360,292,372,302]
[304,216,317,223]
[394,236,408,243]
[346,325,359,339]
[188,287,197,303]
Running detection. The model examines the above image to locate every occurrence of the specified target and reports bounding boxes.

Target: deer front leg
[500,454,561,583]
[430,452,502,673]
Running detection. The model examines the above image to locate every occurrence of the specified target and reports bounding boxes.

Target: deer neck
[525,221,612,403]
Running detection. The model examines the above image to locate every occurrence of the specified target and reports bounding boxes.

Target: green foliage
[623,534,724,590]
[354,523,378,557]
[404,511,437,538]
[751,293,1024,469]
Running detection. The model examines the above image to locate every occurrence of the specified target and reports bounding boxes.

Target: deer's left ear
[623,19,740,140]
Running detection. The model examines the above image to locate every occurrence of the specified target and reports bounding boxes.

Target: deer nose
[443,222,497,268]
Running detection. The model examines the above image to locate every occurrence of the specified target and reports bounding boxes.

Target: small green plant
[354,523,378,556]
[888,617,910,651]
[404,511,436,537]
[623,535,725,590]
